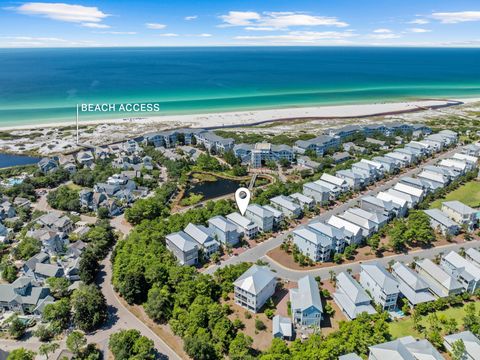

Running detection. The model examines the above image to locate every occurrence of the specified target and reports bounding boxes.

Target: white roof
[289,275,323,313]
[320,173,347,187]
[377,191,408,208]
[303,182,330,194]
[444,331,480,360]
[387,189,415,205]
[333,272,376,319]
[360,158,384,170]
[233,265,276,295]
[184,223,214,246]
[452,152,477,164]
[263,205,283,218]
[416,258,462,292]
[361,262,399,295]
[166,231,198,252]
[208,216,238,233]
[424,209,459,228]
[314,179,340,192]
[466,248,480,265]
[370,336,443,360]
[443,251,480,281]
[442,200,476,216]
[393,182,424,198]
[385,152,409,161]
[308,221,346,240]
[439,158,467,171]
[272,315,292,338]
[226,212,256,230]
[347,207,387,225]
[289,192,314,204]
[270,195,301,212]
[294,226,333,247]
[417,170,448,184]
[392,262,436,305]
[327,215,362,237]
[246,204,273,219]
[340,211,375,233]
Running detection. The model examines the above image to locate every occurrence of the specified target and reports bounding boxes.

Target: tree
[43,298,71,331]
[66,331,87,357]
[109,329,155,360]
[255,318,266,331]
[388,220,407,251]
[6,349,35,360]
[46,277,70,298]
[229,333,253,360]
[71,284,108,332]
[451,339,466,360]
[34,325,54,342]
[1,262,18,283]
[12,237,41,260]
[47,185,81,212]
[183,328,216,360]
[9,317,27,339]
[79,248,100,284]
[39,343,60,360]
[367,233,381,252]
[145,284,172,323]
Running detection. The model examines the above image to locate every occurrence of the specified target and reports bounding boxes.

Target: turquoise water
[1,47,480,127]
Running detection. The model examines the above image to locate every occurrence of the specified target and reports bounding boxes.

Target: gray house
[292,226,333,263]
[165,231,199,266]
[184,223,219,258]
[0,277,54,315]
[360,263,400,311]
[444,331,480,360]
[302,182,330,205]
[391,262,436,307]
[272,315,293,340]
[208,216,241,247]
[333,271,376,320]
[369,336,443,360]
[424,209,460,236]
[441,251,480,293]
[415,258,463,298]
[245,204,274,232]
[270,195,302,219]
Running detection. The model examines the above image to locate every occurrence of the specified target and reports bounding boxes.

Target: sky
[1,0,480,47]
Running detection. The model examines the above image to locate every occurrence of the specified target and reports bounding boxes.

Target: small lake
[185,176,245,201]
[0,153,41,169]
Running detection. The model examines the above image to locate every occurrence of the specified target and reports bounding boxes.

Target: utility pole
[76,104,79,145]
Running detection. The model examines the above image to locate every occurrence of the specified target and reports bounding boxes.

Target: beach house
[359,263,400,311]
[233,265,277,313]
[333,271,376,320]
[290,275,323,327]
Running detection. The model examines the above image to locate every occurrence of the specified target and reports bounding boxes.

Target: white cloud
[158,33,178,37]
[408,28,431,33]
[81,22,110,29]
[185,15,198,21]
[219,11,261,26]
[95,31,137,35]
[219,11,348,29]
[146,23,167,29]
[11,2,109,23]
[373,28,392,33]
[245,27,277,31]
[192,33,212,37]
[368,33,401,39]
[431,11,480,24]
[408,19,429,25]
[0,36,100,47]
[235,30,356,43]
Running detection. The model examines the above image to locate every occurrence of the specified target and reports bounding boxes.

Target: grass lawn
[389,302,480,339]
[430,181,480,209]
[66,183,82,191]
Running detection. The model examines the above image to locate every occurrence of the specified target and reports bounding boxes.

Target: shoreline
[2,98,480,132]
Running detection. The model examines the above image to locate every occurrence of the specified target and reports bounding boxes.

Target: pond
[184,175,246,201]
[0,153,40,169]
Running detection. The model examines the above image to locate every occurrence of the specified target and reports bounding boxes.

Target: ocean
[1,46,480,128]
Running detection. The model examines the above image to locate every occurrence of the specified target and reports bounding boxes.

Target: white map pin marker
[235,187,251,216]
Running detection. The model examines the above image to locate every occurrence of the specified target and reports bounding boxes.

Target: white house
[360,263,399,311]
[233,265,277,313]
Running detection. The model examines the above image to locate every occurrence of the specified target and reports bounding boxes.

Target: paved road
[89,256,182,360]
[204,144,464,277]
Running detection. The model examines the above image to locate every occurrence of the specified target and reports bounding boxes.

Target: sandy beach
[2,98,479,132]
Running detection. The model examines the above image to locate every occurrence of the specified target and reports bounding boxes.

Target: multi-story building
[391,262,436,307]
[333,271,376,320]
[165,231,199,266]
[226,212,259,239]
[184,223,219,258]
[233,265,277,313]
[292,226,333,262]
[270,195,302,219]
[207,216,240,246]
[441,201,477,231]
[359,263,400,311]
[441,251,480,293]
[415,258,463,298]
[245,204,274,232]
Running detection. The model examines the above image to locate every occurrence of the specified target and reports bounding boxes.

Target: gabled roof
[333,272,376,319]
[290,275,323,313]
[184,223,214,246]
[369,336,443,360]
[444,331,480,360]
[289,192,314,204]
[361,262,399,295]
[416,258,462,292]
[293,226,333,247]
[466,248,480,266]
[233,265,276,295]
[443,251,480,281]
[308,221,345,240]
[270,195,301,212]
[442,200,476,216]
[208,216,238,233]
[392,262,436,305]
[327,215,362,237]
[320,173,347,187]
[272,315,292,338]
[347,207,387,225]
[165,231,198,252]
[246,204,274,219]
[424,209,459,228]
